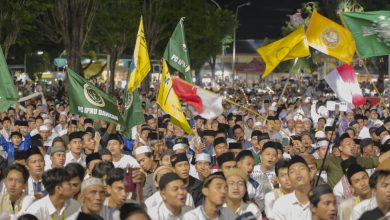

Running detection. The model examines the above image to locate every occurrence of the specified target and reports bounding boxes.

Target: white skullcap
[254,122,263,127]
[173,143,186,151]
[315,131,326,139]
[81,177,103,191]
[135,146,152,156]
[59,112,68,117]
[43,119,52,125]
[39,125,50,131]
[196,153,211,163]
[269,106,277,112]
[316,140,329,149]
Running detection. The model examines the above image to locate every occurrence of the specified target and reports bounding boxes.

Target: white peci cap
[195,153,211,163]
[315,131,326,139]
[172,143,186,151]
[135,146,152,156]
[39,125,50,131]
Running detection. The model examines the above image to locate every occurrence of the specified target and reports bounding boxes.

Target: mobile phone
[124,168,137,193]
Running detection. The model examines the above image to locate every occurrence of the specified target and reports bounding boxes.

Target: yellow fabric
[306,10,356,64]
[128,17,151,93]
[157,60,192,134]
[257,26,310,78]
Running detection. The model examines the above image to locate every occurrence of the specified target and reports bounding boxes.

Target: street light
[232,2,250,88]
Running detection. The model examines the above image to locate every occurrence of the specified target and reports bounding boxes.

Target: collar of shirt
[291,191,310,208]
[46,195,70,216]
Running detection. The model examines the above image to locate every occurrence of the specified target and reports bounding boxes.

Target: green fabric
[67,69,124,125]
[122,87,144,139]
[163,17,193,83]
[0,45,19,113]
[316,156,379,188]
[341,11,390,58]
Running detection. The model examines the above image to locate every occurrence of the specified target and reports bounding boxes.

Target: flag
[306,10,356,63]
[127,17,151,93]
[257,26,310,78]
[0,45,19,113]
[341,11,390,58]
[163,17,193,83]
[67,69,124,125]
[172,78,223,120]
[122,88,144,139]
[325,64,365,108]
[157,60,192,134]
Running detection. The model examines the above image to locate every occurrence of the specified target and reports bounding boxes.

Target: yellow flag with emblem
[257,26,310,78]
[157,60,192,134]
[128,17,151,93]
[306,10,356,63]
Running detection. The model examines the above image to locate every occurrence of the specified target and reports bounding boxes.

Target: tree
[89,0,141,94]
[39,0,98,75]
[0,0,49,58]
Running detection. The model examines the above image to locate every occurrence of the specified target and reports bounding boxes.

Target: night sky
[214,0,307,39]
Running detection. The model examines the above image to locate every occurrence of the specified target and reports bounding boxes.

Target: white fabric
[65,151,86,167]
[147,202,193,220]
[195,153,211,163]
[350,197,377,220]
[26,196,80,220]
[196,88,223,120]
[145,191,194,211]
[272,191,311,220]
[135,146,152,156]
[112,154,139,169]
[182,206,236,220]
[26,176,46,197]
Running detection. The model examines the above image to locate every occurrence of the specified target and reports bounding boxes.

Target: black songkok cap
[232,125,242,132]
[170,153,188,167]
[375,125,387,136]
[258,132,270,141]
[324,126,334,132]
[339,133,353,144]
[346,163,366,184]
[288,155,308,170]
[69,131,83,141]
[84,118,93,124]
[228,142,242,150]
[10,131,22,138]
[107,133,123,144]
[86,153,102,166]
[217,152,236,166]
[308,184,333,206]
[341,157,357,174]
[14,151,27,160]
[159,173,182,190]
[262,141,282,153]
[26,147,42,160]
[175,137,189,146]
[251,130,262,138]
[213,137,226,146]
[203,130,216,137]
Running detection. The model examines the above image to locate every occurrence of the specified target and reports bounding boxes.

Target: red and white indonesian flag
[325,64,365,108]
[172,78,224,119]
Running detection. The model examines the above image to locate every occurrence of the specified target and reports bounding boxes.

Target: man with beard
[308,185,337,220]
[148,173,192,220]
[182,172,235,220]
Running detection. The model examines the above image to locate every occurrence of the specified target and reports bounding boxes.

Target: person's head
[360,138,375,157]
[68,132,83,155]
[213,137,228,157]
[217,152,236,173]
[86,153,102,175]
[375,126,389,141]
[120,203,151,220]
[325,126,336,142]
[301,154,318,183]
[17,214,39,220]
[338,133,358,158]
[99,148,113,162]
[106,168,129,207]
[91,161,115,190]
[309,185,337,220]
[275,159,293,192]
[38,125,50,140]
[65,163,85,198]
[79,177,106,214]
[107,134,124,157]
[294,121,304,135]
[202,172,227,207]
[10,132,23,147]
[346,163,371,198]
[82,129,96,153]
[195,153,211,181]
[369,170,390,207]
[233,125,244,141]
[153,166,175,189]
[159,173,187,210]
[140,126,151,141]
[317,117,326,129]
[25,147,45,179]
[316,139,329,159]
[50,145,66,169]
[288,156,311,190]
[5,164,29,200]
[301,132,313,150]
[202,130,216,145]
[236,150,255,176]
[171,153,190,180]
[228,142,242,157]
[260,141,279,170]
[224,168,247,202]
[42,168,73,199]
[160,150,174,166]
[135,146,156,173]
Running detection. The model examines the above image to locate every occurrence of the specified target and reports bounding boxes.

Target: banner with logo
[0,45,19,113]
[67,69,124,125]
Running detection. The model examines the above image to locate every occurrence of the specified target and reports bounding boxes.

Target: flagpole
[277,58,299,106]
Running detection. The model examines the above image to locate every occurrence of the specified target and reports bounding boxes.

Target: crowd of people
[0,77,390,220]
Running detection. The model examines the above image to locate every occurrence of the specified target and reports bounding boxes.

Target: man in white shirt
[148,173,192,220]
[65,132,86,167]
[106,134,139,169]
[45,145,66,171]
[26,168,80,220]
[25,147,46,198]
[54,112,68,137]
[272,155,312,220]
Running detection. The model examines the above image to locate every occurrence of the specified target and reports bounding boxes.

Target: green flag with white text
[163,17,193,83]
[67,69,124,125]
[0,45,19,113]
[341,11,390,58]
[122,87,144,139]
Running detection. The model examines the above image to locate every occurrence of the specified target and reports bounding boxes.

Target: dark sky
[214,0,307,39]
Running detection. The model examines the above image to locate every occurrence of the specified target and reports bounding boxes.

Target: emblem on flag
[321,27,340,48]
[84,84,105,107]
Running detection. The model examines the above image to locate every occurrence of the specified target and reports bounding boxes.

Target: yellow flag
[257,26,310,78]
[157,60,192,134]
[306,10,356,63]
[128,17,151,93]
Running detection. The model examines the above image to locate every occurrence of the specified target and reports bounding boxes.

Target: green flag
[341,11,390,58]
[163,17,193,83]
[122,87,144,139]
[67,69,124,125]
[0,45,19,113]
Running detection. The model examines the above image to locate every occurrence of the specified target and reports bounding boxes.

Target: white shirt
[26,195,80,220]
[272,191,311,220]
[1,128,11,141]
[65,151,86,167]
[145,191,194,210]
[265,189,286,220]
[0,193,35,220]
[112,154,139,169]
[189,164,199,179]
[223,202,261,219]
[148,202,193,220]
[54,124,68,137]
[358,126,371,139]
[27,176,45,197]
[350,197,377,220]
[44,154,53,171]
[182,206,236,220]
